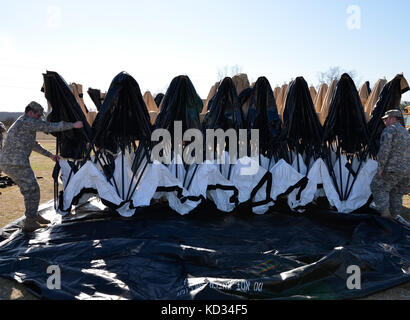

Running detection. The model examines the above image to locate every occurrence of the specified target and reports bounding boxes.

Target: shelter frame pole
[186,163,199,191]
[125,142,148,201]
[325,143,343,201]
[267,149,273,171]
[296,149,301,173]
[182,144,191,188]
[185,143,207,191]
[126,146,151,202]
[121,150,125,199]
[337,141,344,201]
[344,150,367,201]
[289,147,293,169]
[343,155,353,201]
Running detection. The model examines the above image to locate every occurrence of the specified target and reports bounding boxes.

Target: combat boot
[35,214,51,225]
[23,217,47,233]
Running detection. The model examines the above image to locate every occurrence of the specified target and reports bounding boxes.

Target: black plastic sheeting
[43,71,94,159]
[0,199,409,300]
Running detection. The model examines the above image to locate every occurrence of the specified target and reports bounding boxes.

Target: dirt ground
[0,138,409,300]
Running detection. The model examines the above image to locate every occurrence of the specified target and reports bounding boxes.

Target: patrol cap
[382,109,403,120]
[27,101,45,116]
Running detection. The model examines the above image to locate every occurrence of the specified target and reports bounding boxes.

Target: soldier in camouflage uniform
[370,109,410,221]
[0,101,84,232]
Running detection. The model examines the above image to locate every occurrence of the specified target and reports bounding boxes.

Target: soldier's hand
[377,170,383,179]
[51,154,60,162]
[73,121,84,129]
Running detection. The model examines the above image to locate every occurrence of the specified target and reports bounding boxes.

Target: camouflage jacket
[377,123,410,174]
[0,115,75,167]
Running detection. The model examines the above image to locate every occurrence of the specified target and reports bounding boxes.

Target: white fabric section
[291,153,307,175]
[168,154,236,213]
[314,157,378,213]
[111,153,157,217]
[152,160,201,215]
[128,161,158,210]
[168,154,186,184]
[189,161,237,213]
[59,159,72,188]
[260,155,277,171]
[114,154,154,205]
[61,151,201,216]
[325,158,377,213]
[124,153,201,215]
[285,156,378,214]
[60,160,125,214]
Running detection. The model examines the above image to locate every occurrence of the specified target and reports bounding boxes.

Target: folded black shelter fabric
[282,77,323,158]
[243,77,283,156]
[322,73,370,155]
[154,75,203,135]
[0,200,409,300]
[202,77,244,132]
[43,71,93,159]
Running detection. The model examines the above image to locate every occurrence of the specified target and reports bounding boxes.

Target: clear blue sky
[0,0,409,112]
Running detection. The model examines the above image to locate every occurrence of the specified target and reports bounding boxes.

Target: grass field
[0,137,409,300]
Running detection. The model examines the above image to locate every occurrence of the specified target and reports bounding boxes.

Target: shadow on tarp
[0,197,409,300]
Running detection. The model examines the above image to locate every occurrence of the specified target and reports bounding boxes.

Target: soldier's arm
[28,118,76,133]
[377,129,394,172]
[32,141,53,158]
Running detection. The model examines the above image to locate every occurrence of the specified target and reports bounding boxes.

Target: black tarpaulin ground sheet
[0,198,409,300]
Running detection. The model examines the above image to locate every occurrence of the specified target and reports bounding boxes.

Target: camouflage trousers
[370,171,410,217]
[0,165,40,218]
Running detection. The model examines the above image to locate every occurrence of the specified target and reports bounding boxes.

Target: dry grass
[0,138,409,300]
